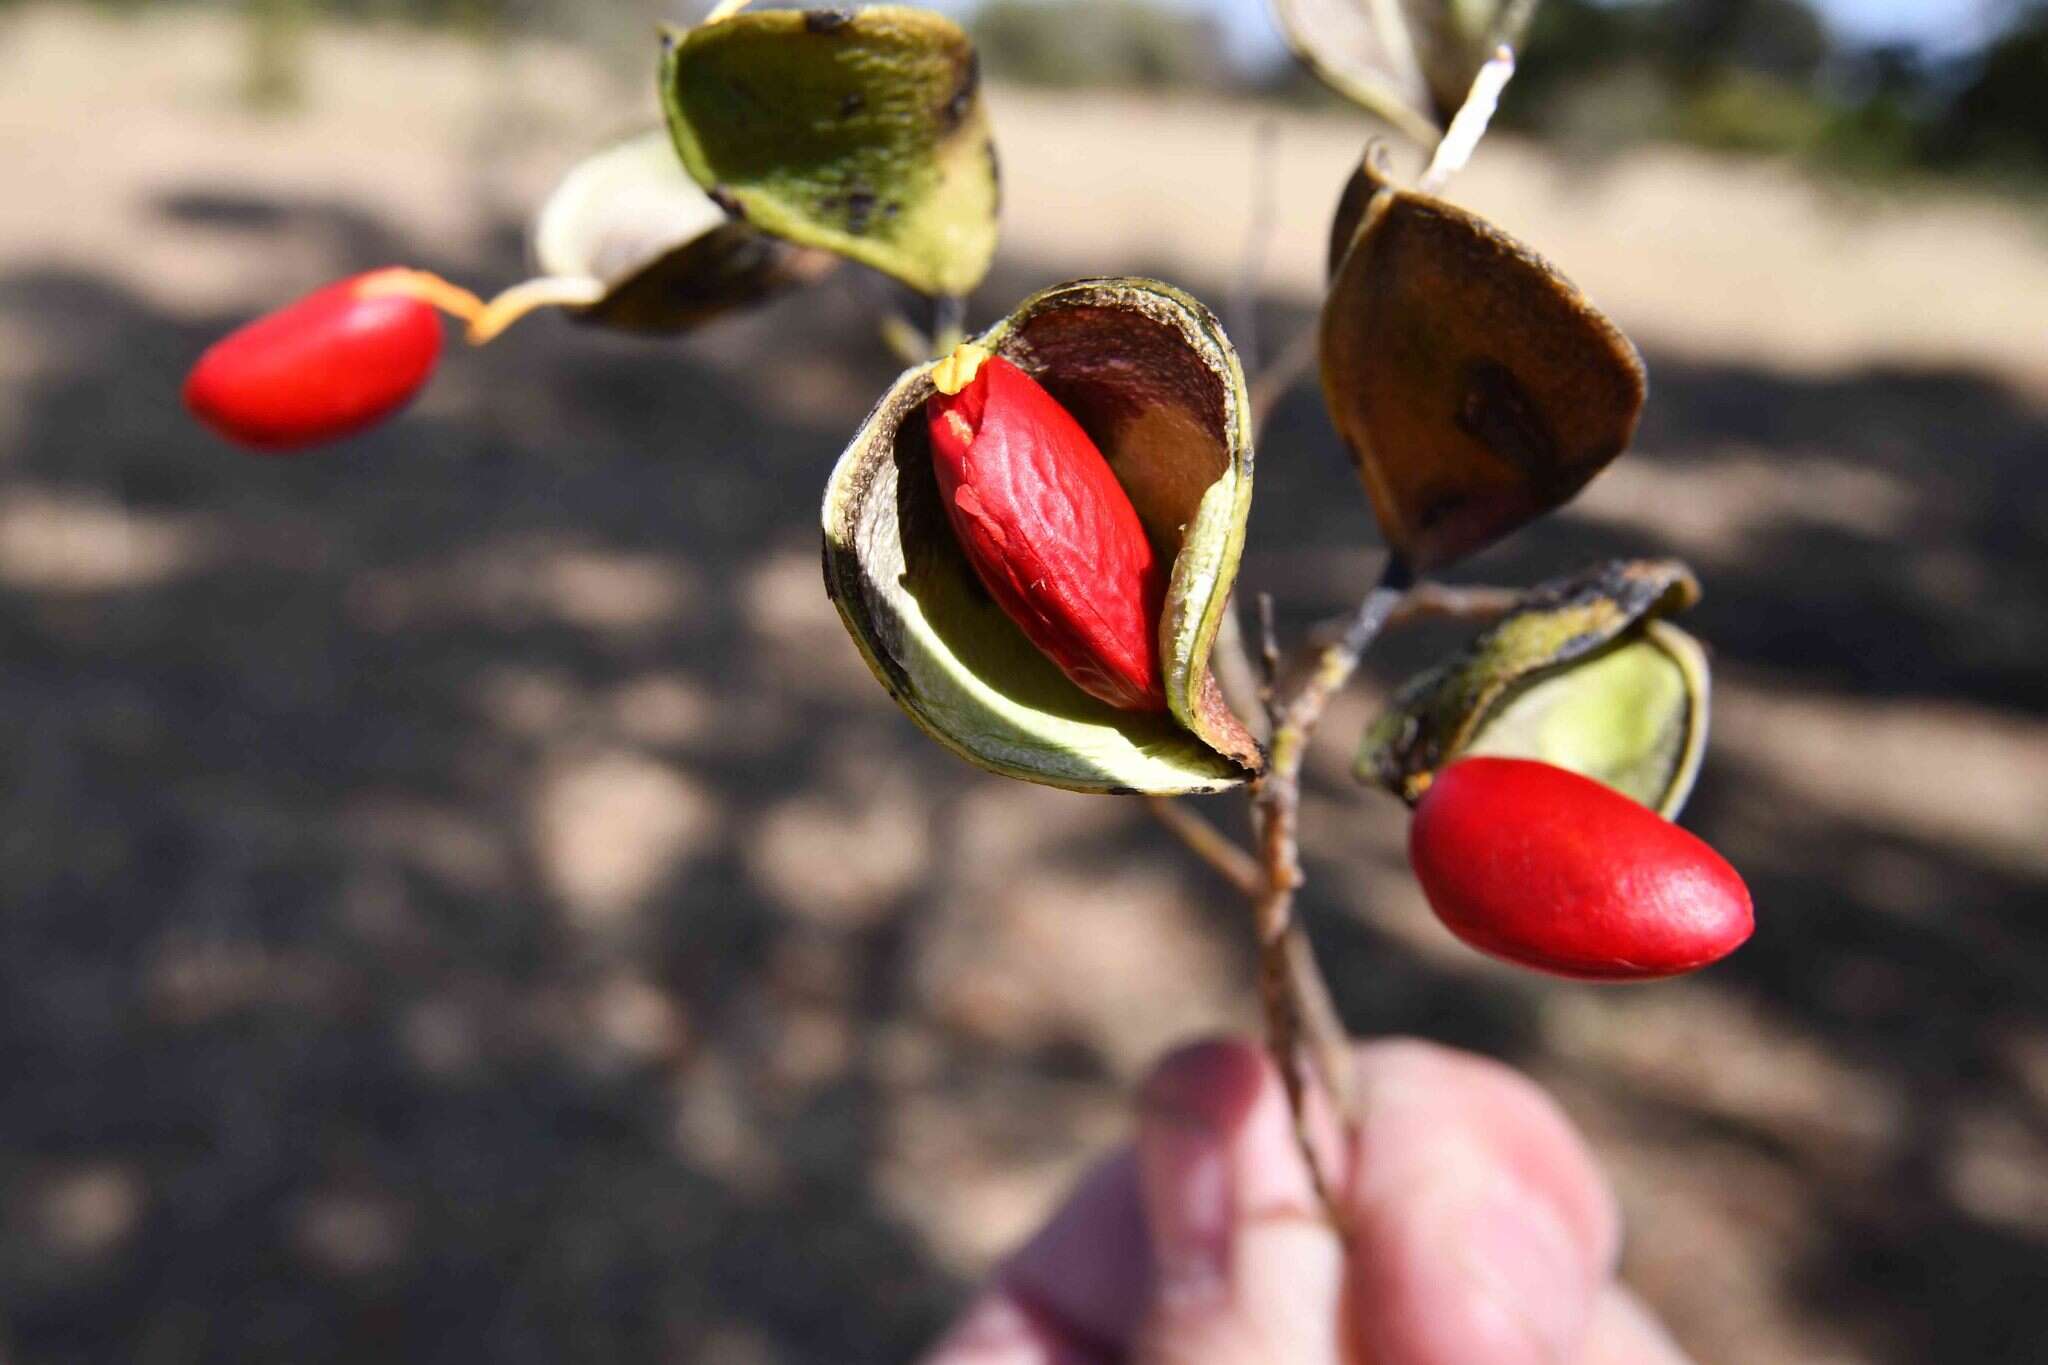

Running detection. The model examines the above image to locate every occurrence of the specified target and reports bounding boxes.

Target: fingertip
[1344,1040,1620,1365]
[1001,1152,1150,1349]
[919,1291,1117,1365]
[1352,1039,1620,1272]
[1138,1037,1270,1132]
[1582,1288,1695,1365]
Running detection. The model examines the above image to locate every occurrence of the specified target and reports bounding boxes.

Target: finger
[1004,1152,1152,1348]
[1581,1288,1694,1365]
[1344,1040,1622,1365]
[922,1152,1149,1363]
[918,1290,1117,1365]
[1132,1038,1347,1363]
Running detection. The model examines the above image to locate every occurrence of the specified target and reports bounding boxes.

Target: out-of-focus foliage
[1503,0,2048,182]
[1931,3,2048,173]
[62,0,2048,183]
[971,0,1229,90]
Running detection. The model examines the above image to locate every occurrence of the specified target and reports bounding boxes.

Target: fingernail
[1453,1180,1593,1362]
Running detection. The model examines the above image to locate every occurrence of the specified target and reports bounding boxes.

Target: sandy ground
[1,7,2045,1363]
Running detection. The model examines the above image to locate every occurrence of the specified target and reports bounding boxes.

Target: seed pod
[925,350,1166,712]
[824,278,1262,794]
[662,4,999,299]
[465,129,837,344]
[1273,0,1540,141]
[1360,559,1709,817]
[183,269,447,452]
[1322,153,1646,571]
[1409,757,1753,981]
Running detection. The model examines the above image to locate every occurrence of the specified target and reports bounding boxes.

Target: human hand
[921,1037,1690,1364]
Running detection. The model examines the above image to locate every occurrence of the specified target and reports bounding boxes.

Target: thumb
[1131,1039,1348,1364]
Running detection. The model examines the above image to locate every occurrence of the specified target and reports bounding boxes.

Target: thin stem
[465,275,607,345]
[930,294,967,357]
[1420,45,1517,196]
[1248,325,1319,445]
[1305,582,1521,646]
[1246,556,1412,1223]
[1255,591,1281,714]
[1145,795,1261,900]
[1230,118,1282,376]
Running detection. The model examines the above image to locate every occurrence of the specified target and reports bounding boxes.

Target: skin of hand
[921,1037,1693,1365]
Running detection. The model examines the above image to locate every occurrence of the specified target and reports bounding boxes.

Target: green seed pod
[1321,151,1646,571]
[1358,559,1709,817]
[662,4,999,299]
[469,129,837,342]
[824,278,1263,794]
[1273,0,1539,142]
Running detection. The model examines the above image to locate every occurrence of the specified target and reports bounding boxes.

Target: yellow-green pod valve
[1358,559,1710,817]
[1321,151,1646,572]
[823,278,1264,794]
[662,3,999,300]
[467,129,838,343]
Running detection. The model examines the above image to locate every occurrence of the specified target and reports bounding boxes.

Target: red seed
[183,269,445,452]
[1408,757,1753,980]
[925,353,1167,711]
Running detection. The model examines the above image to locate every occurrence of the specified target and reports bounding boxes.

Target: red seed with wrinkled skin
[1409,757,1753,980]
[925,354,1167,712]
[183,270,444,452]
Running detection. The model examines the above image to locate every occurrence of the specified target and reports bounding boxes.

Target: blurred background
[1,0,2045,1361]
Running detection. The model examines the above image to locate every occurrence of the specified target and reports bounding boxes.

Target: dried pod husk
[1358,559,1708,817]
[543,129,835,333]
[662,5,999,299]
[466,130,835,343]
[1272,0,1539,142]
[1321,152,1646,571]
[824,279,1262,794]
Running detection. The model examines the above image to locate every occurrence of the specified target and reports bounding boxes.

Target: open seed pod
[468,130,837,343]
[1322,151,1645,572]
[1272,0,1539,142]
[662,3,999,300]
[1358,560,1709,817]
[824,279,1262,794]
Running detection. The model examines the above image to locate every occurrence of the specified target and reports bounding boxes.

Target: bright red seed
[183,269,446,452]
[1409,757,1753,981]
[925,353,1167,712]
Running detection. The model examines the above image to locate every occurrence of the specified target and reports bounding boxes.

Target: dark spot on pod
[943,50,982,130]
[709,186,747,221]
[804,8,854,33]
[884,200,901,218]
[845,189,877,236]
[839,91,866,118]
[984,139,1002,215]
[1456,359,1562,489]
[1107,786,1142,797]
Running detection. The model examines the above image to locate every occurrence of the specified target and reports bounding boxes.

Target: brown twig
[1247,324,1320,443]
[1144,795,1262,899]
[1304,582,1522,648]
[1246,558,1411,1223]
[1229,117,1282,377]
